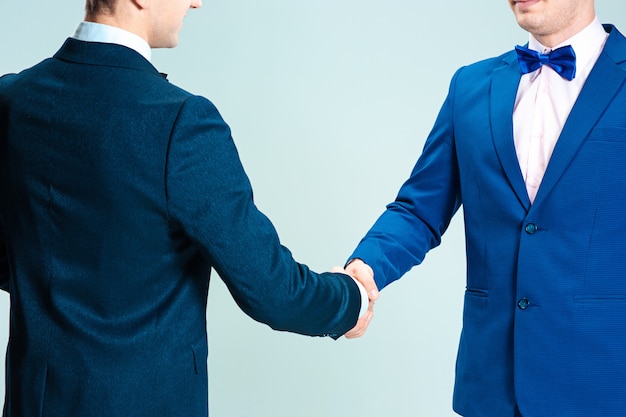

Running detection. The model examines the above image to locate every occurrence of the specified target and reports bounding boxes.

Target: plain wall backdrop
[2,1,625,416]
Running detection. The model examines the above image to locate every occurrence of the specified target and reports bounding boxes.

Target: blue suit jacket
[351,24,626,417]
[0,38,361,416]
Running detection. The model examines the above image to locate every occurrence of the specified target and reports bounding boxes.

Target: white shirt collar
[72,21,152,62]
[527,17,608,81]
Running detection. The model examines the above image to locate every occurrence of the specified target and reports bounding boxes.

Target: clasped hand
[332,259,378,339]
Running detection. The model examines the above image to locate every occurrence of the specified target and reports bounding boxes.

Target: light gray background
[1,1,625,416]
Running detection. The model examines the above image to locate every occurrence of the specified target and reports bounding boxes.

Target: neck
[532,15,596,48]
[85,8,149,45]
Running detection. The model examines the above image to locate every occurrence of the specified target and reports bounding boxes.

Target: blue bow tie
[515,44,577,81]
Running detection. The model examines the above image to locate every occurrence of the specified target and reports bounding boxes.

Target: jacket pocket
[587,127,626,143]
[465,287,489,298]
[574,294,626,304]
[191,340,208,376]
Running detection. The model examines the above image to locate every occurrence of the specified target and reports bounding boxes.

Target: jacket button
[518,298,529,310]
[525,223,537,234]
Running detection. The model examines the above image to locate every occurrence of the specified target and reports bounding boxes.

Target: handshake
[332,259,379,339]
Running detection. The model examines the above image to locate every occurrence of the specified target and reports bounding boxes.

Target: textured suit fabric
[350,24,626,417]
[0,38,360,416]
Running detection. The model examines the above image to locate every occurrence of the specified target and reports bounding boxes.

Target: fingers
[344,300,374,339]
[333,259,379,339]
[345,259,379,301]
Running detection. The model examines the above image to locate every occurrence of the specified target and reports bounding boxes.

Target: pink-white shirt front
[513,18,608,203]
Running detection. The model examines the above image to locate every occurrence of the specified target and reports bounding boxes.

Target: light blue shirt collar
[72,21,152,62]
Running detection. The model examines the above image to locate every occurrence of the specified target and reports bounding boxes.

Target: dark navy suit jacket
[0,38,361,416]
[351,25,626,417]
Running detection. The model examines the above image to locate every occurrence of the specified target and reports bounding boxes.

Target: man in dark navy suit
[0,0,374,415]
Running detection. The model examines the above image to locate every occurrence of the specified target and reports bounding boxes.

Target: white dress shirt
[513,17,608,203]
[72,21,152,62]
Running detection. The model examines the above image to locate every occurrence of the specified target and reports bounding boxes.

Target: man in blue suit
[0,0,374,415]
[345,0,626,415]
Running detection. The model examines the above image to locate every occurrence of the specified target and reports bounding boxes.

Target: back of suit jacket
[0,39,360,416]
[351,24,626,417]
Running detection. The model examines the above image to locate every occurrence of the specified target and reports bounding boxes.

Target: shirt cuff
[350,276,369,318]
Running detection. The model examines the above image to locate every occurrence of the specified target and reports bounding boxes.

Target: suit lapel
[490,51,531,210]
[534,25,626,206]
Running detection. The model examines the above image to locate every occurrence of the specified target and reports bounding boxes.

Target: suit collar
[600,24,626,64]
[53,37,165,80]
[73,21,152,63]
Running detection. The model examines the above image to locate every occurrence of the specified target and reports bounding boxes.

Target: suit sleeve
[0,225,9,293]
[0,77,10,292]
[164,95,360,338]
[349,70,463,291]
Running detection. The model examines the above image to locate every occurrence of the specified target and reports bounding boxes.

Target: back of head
[85,0,116,17]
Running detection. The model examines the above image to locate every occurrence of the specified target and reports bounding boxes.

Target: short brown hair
[85,0,117,16]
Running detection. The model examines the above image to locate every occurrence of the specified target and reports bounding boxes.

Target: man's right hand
[337,259,379,339]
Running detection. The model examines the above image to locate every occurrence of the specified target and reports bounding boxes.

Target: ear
[131,0,149,10]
